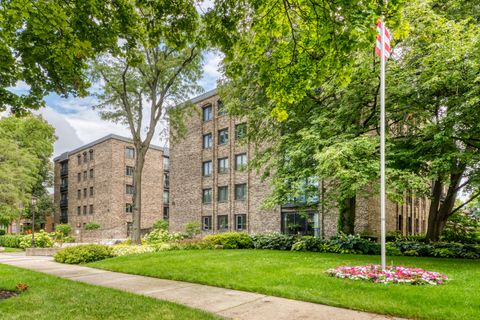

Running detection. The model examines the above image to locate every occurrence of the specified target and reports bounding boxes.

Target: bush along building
[53,134,169,242]
[169,89,430,239]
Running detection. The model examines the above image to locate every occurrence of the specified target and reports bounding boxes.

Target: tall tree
[387,0,480,241]
[207,1,409,234]
[93,0,204,244]
[0,115,55,226]
[0,0,133,114]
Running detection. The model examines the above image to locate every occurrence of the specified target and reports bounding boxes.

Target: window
[235,214,247,231]
[83,152,87,163]
[61,178,68,187]
[83,188,87,198]
[217,100,226,116]
[126,166,134,176]
[163,207,169,220]
[203,133,213,149]
[218,157,229,174]
[217,215,228,230]
[89,205,94,215]
[89,150,94,160]
[235,153,247,171]
[61,193,68,201]
[89,169,94,179]
[83,206,87,215]
[202,189,212,204]
[202,104,213,121]
[77,172,81,182]
[397,214,403,232]
[218,128,228,145]
[163,190,169,205]
[126,203,133,213]
[77,189,81,199]
[89,187,94,197]
[77,206,81,215]
[77,155,81,165]
[83,171,87,180]
[163,157,169,171]
[202,161,212,177]
[125,147,135,159]
[218,186,228,202]
[235,183,247,201]
[126,184,134,195]
[164,173,169,188]
[202,216,212,231]
[235,123,247,140]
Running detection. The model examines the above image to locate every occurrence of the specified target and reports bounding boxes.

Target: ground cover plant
[0,264,218,320]
[90,249,480,320]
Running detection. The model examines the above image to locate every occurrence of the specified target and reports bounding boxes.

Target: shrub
[251,233,296,250]
[144,228,184,244]
[291,237,327,252]
[19,230,54,249]
[173,238,215,250]
[55,224,71,237]
[84,222,100,230]
[441,212,479,244]
[329,234,380,255]
[204,232,254,249]
[112,245,157,257]
[54,244,114,264]
[184,221,201,238]
[0,235,23,248]
[152,219,169,231]
[0,229,5,236]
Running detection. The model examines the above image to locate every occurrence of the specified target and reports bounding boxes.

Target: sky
[6,50,222,158]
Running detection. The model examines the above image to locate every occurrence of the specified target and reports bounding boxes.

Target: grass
[1,248,23,253]
[0,264,219,320]
[90,250,480,320]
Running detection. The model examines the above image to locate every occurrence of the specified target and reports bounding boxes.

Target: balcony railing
[60,199,68,207]
[60,185,68,192]
[60,168,68,176]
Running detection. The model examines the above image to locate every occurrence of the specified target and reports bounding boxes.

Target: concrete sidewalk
[0,253,404,320]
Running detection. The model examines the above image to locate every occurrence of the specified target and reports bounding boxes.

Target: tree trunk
[426,168,465,242]
[339,196,356,234]
[131,145,146,245]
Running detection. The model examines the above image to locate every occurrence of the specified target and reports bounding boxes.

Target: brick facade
[169,90,280,234]
[170,90,428,238]
[53,134,168,242]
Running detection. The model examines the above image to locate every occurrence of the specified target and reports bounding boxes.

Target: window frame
[125,147,135,159]
[126,184,135,195]
[89,186,94,197]
[235,183,247,201]
[218,186,228,202]
[202,188,212,204]
[202,160,212,177]
[202,133,213,149]
[126,166,134,176]
[202,216,212,231]
[217,100,226,116]
[217,215,228,231]
[89,169,94,179]
[202,104,213,122]
[235,214,247,231]
[89,204,94,215]
[235,123,247,140]
[89,149,94,160]
[218,157,229,174]
[218,128,229,145]
[125,203,133,213]
[235,153,247,171]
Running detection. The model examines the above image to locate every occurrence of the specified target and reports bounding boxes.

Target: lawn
[1,248,23,253]
[90,250,480,320]
[0,264,219,320]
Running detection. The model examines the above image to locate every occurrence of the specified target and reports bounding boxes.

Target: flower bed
[326,264,448,285]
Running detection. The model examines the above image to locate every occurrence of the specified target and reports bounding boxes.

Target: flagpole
[380,5,387,271]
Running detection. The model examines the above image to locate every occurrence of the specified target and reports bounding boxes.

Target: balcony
[60,168,68,176]
[60,184,68,192]
[60,199,68,208]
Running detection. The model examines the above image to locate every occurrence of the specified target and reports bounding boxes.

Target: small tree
[93,1,205,244]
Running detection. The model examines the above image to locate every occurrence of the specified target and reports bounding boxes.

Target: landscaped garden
[0,264,218,320]
[89,249,478,320]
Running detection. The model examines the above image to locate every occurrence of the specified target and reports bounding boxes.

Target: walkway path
[0,253,404,320]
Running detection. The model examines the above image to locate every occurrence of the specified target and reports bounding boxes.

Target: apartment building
[169,89,429,238]
[53,134,169,241]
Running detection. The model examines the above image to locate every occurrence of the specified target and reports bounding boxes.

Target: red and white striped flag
[375,19,391,59]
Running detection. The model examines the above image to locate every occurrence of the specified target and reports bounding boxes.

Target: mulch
[0,289,18,300]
